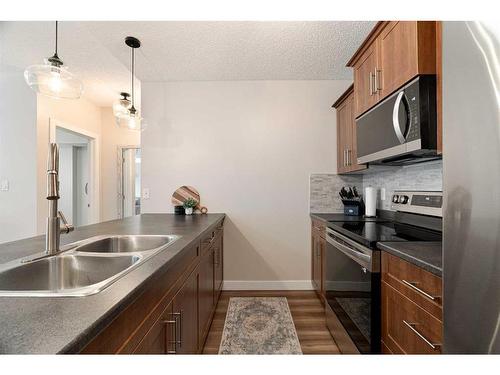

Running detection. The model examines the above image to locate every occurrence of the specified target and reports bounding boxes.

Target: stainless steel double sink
[0,235,180,297]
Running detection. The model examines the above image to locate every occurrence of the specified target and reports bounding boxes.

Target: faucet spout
[45,143,74,255]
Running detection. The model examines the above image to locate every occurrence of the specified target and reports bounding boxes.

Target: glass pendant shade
[24,22,83,100]
[24,60,83,99]
[113,93,132,118]
[116,106,146,131]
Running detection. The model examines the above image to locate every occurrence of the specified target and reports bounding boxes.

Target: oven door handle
[325,230,373,270]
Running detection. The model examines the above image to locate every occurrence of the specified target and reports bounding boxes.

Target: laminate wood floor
[202,290,340,354]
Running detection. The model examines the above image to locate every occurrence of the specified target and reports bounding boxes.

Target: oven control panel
[391,191,442,217]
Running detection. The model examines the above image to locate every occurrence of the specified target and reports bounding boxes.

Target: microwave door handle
[392,91,406,144]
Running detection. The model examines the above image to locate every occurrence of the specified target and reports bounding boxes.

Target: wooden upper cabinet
[348,21,437,118]
[353,41,379,117]
[333,86,366,174]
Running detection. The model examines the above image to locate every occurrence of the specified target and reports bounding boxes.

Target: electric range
[324,191,442,354]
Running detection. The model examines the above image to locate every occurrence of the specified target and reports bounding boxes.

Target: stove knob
[392,195,399,203]
[400,195,409,204]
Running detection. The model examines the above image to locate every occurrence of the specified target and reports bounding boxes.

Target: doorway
[118,147,141,218]
[49,119,100,227]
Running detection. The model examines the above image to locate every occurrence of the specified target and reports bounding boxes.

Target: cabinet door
[213,234,223,302]
[378,21,418,99]
[312,233,322,293]
[353,41,379,117]
[172,270,199,354]
[336,99,350,174]
[134,301,174,354]
[198,248,215,347]
[346,95,366,172]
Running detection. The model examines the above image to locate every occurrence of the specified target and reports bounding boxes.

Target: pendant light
[116,36,144,131]
[113,92,131,118]
[24,21,83,99]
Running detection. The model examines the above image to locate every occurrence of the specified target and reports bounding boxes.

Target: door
[378,22,418,99]
[213,234,223,301]
[353,41,379,117]
[122,148,141,218]
[198,247,215,347]
[134,301,175,354]
[172,270,198,354]
[74,145,90,226]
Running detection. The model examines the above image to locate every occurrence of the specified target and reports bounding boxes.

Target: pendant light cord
[55,21,58,56]
[131,46,135,108]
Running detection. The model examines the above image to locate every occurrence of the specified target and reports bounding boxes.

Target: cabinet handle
[375,69,381,91]
[401,280,439,301]
[403,320,441,350]
[162,318,177,354]
[347,149,351,166]
[172,312,182,347]
[369,72,374,96]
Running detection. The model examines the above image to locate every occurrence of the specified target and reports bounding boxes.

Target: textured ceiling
[0,21,139,107]
[84,21,376,82]
[1,21,375,105]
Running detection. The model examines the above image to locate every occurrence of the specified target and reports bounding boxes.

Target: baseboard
[222,280,314,291]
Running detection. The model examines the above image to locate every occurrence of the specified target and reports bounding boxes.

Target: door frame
[117,145,140,219]
[49,118,101,225]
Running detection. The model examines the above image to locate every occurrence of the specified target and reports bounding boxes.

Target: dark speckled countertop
[0,213,225,354]
[377,242,442,276]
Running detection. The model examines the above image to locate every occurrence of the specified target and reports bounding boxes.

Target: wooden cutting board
[171,186,200,208]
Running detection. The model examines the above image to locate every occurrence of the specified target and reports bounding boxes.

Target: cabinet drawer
[382,282,442,354]
[382,252,442,319]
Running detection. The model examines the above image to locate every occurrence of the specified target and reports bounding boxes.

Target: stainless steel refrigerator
[443,21,500,353]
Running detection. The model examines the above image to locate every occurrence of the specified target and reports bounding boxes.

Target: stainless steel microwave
[356,75,440,166]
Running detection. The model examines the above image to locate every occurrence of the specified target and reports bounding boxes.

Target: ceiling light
[113,92,131,118]
[24,21,83,99]
[116,36,145,131]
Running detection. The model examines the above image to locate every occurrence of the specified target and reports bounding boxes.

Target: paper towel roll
[365,187,377,217]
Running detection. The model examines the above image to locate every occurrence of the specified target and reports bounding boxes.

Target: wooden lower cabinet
[381,252,442,354]
[172,269,198,354]
[198,246,215,348]
[134,301,174,354]
[81,219,224,355]
[214,234,223,302]
[311,220,326,300]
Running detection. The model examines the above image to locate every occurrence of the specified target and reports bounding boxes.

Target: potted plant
[183,198,198,215]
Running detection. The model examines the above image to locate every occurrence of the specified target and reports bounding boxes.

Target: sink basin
[0,234,181,297]
[0,254,140,296]
[74,235,177,253]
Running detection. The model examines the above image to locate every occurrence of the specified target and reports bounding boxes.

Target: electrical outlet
[380,188,386,201]
[0,179,9,192]
[142,188,150,200]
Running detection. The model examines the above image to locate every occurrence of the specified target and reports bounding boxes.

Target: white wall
[141,80,351,288]
[0,65,38,243]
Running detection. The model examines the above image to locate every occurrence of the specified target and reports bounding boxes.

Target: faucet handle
[58,211,75,234]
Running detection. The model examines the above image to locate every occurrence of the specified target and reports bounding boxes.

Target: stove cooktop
[327,220,442,248]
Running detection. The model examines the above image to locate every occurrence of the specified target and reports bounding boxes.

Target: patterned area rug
[219,297,302,354]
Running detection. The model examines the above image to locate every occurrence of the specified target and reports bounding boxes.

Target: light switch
[142,188,150,200]
[0,179,9,192]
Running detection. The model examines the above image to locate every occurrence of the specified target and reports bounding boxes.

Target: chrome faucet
[46,143,74,255]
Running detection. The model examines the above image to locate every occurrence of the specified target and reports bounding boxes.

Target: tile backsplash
[310,173,363,213]
[310,160,443,213]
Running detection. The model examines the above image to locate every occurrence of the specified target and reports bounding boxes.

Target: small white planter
[185,207,193,215]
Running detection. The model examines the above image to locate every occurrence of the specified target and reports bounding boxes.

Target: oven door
[325,228,381,354]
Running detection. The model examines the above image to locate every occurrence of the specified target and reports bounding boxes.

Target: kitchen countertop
[0,213,225,354]
[376,241,443,277]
